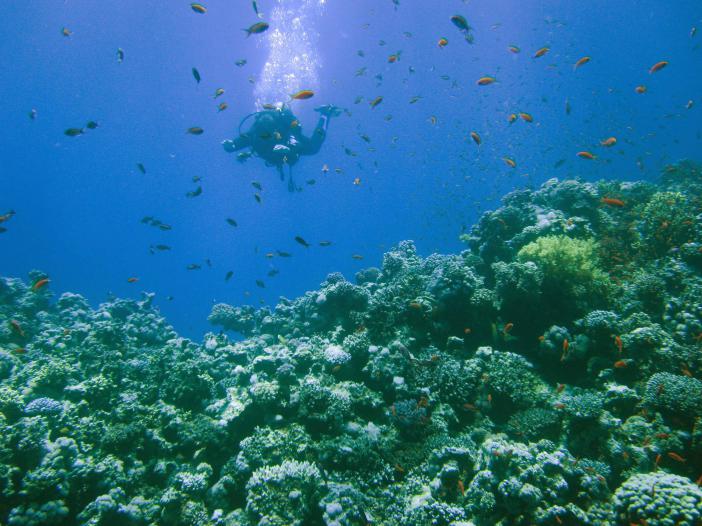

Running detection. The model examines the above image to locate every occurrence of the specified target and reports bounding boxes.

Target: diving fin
[314,104,344,118]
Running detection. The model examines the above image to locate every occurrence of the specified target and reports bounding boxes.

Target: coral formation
[2,161,702,525]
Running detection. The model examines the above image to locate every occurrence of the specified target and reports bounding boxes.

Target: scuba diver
[222,103,342,191]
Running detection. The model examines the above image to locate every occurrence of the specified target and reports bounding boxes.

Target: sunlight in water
[254,0,325,108]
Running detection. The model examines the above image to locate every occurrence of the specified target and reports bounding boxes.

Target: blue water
[2,0,700,338]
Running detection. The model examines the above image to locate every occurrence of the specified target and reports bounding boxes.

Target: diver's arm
[222,134,252,153]
[297,121,326,156]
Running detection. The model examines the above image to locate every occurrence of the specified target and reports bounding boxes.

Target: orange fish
[508,45,520,54]
[600,137,617,147]
[503,322,514,334]
[127,277,139,283]
[388,53,400,63]
[533,47,550,58]
[470,131,481,145]
[635,85,647,94]
[649,61,668,74]
[476,76,496,85]
[601,197,625,207]
[519,112,533,122]
[573,56,591,70]
[438,37,448,48]
[614,335,623,353]
[613,360,628,368]
[291,90,314,100]
[457,480,465,496]
[12,347,26,355]
[502,157,516,168]
[556,383,565,393]
[463,327,472,334]
[508,113,517,123]
[369,96,383,109]
[31,278,50,292]
[667,452,686,463]
[577,151,596,160]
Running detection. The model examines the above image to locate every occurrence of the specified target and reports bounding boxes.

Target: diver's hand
[222,140,235,153]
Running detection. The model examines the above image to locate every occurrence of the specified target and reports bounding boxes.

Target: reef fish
[191,3,207,14]
[477,76,496,85]
[573,56,591,70]
[291,90,314,100]
[244,22,269,36]
[295,236,310,247]
[649,60,668,74]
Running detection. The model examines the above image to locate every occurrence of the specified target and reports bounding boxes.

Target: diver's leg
[222,135,251,153]
[276,164,285,181]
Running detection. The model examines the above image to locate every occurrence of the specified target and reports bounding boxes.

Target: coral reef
[2,161,702,525]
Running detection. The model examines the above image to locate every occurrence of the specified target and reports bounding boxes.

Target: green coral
[517,235,612,320]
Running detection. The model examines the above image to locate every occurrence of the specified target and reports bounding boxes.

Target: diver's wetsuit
[223,106,331,191]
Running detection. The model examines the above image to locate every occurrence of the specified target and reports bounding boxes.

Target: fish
[0,210,16,223]
[10,319,25,337]
[127,277,139,283]
[31,278,50,292]
[226,218,238,227]
[205,259,212,268]
[519,112,533,122]
[476,76,496,85]
[186,264,201,270]
[613,360,628,368]
[291,89,314,100]
[217,102,228,112]
[225,271,233,281]
[601,197,625,207]
[64,128,84,137]
[387,52,401,63]
[554,159,566,168]
[533,47,550,58]
[573,56,591,70]
[252,0,261,17]
[187,127,204,135]
[190,3,207,14]
[252,181,262,190]
[306,179,315,185]
[29,109,37,120]
[692,26,698,38]
[437,37,448,48]
[508,45,520,54]
[213,88,225,98]
[508,113,517,123]
[667,452,686,463]
[295,236,310,247]
[321,164,329,173]
[277,250,292,257]
[565,98,572,115]
[244,22,269,36]
[450,14,470,31]
[254,193,262,203]
[428,115,438,125]
[600,137,617,147]
[186,186,202,198]
[235,59,247,67]
[61,27,72,37]
[267,268,280,277]
[351,254,364,260]
[86,121,99,130]
[369,96,383,109]
[192,67,201,83]
[255,279,265,288]
[686,100,694,109]
[614,335,623,353]
[153,244,171,251]
[470,131,481,145]
[353,177,361,185]
[502,157,516,168]
[635,85,647,94]
[577,151,596,160]
[503,322,514,334]
[649,60,668,74]
[117,48,124,63]
[137,163,146,174]
[409,95,422,104]
[319,240,332,247]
